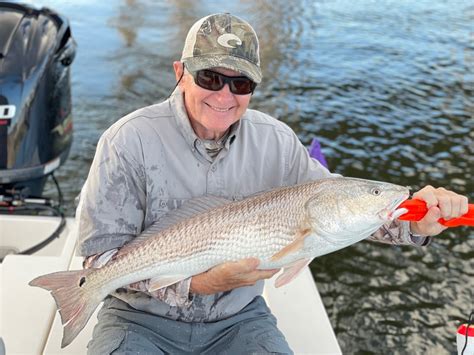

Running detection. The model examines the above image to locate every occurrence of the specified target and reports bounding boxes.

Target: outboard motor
[0,3,75,259]
[0,2,76,197]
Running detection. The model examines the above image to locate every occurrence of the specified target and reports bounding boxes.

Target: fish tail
[29,269,100,348]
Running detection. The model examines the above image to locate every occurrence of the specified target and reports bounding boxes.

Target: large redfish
[30,177,409,347]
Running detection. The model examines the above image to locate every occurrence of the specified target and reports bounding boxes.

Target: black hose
[51,173,64,205]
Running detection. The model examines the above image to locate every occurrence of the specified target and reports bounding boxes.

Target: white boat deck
[0,214,341,354]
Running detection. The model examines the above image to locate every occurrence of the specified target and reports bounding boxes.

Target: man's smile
[205,103,234,112]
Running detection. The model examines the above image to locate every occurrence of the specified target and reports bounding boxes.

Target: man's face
[173,61,252,140]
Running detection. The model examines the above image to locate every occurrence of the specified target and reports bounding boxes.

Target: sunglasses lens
[194,70,256,95]
[230,78,256,95]
[196,71,224,91]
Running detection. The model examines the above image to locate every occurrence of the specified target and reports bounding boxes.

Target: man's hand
[410,185,469,236]
[190,258,280,295]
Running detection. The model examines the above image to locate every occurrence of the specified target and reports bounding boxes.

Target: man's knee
[87,328,126,355]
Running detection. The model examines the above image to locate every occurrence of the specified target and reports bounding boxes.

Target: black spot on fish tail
[79,277,86,287]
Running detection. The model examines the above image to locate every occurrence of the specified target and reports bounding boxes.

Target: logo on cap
[217,33,242,49]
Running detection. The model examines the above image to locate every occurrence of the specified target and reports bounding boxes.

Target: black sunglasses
[189,69,257,95]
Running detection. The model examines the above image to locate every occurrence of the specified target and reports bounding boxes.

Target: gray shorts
[87,295,293,355]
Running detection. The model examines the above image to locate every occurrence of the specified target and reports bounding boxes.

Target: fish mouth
[379,193,410,221]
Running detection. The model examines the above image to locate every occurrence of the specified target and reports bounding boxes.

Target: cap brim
[183,55,262,84]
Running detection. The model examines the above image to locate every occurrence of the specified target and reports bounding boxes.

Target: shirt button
[211,166,217,172]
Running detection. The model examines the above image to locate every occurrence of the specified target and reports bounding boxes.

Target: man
[77,13,468,354]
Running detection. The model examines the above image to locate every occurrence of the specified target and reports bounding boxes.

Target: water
[22,0,474,353]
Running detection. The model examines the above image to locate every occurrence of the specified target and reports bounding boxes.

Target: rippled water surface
[23,0,474,353]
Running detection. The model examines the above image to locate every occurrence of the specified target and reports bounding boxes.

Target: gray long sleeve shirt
[76,91,427,322]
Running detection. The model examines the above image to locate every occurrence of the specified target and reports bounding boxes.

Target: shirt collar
[169,89,241,151]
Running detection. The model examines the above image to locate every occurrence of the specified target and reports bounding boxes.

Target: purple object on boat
[309,138,329,169]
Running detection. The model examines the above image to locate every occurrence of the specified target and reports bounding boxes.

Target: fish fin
[275,258,312,288]
[270,227,312,261]
[117,195,232,257]
[148,274,190,292]
[29,269,101,348]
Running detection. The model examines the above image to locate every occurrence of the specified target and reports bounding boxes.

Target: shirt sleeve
[368,220,432,246]
[76,127,147,257]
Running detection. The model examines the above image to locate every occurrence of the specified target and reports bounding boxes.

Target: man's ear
[173,61,184,81]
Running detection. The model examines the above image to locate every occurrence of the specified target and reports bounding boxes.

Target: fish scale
[29,177,409,348]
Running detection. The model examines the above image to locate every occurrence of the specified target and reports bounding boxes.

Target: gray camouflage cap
[181,13,262,83]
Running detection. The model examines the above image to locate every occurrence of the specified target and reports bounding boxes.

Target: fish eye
[371,188,381,196]
[79,277,86,287]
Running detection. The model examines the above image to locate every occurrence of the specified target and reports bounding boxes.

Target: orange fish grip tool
[397,199,474,227]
